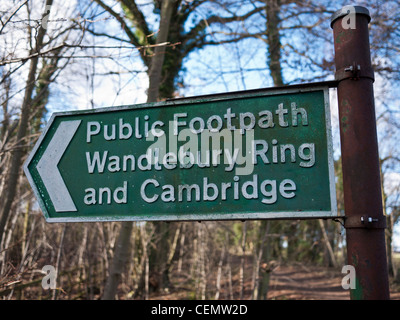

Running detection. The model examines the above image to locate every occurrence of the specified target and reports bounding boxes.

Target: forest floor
[3,254,400,300]
[266,263,400,300]
[150,255,400,300]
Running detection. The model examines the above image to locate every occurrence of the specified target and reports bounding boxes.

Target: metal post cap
[330,5,371,28]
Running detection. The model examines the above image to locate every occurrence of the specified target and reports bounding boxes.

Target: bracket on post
[335,62,374,82]
[344,215,387,229]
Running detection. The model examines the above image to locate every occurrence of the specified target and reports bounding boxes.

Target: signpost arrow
[36,120,81,212]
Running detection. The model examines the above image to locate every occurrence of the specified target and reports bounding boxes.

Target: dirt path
[267,264,349,300]
[151,261,400,300]
[267,264,400,300]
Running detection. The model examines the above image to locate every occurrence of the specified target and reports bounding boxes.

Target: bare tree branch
[0,0,28,35]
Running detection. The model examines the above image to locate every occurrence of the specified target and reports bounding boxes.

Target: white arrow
[37,120,81,212]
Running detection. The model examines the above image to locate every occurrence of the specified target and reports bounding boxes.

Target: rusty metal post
[331,6,390,299]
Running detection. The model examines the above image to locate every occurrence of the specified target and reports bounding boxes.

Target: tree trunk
[252,220,270,300]
[147,0,175,102]
[101,0,175,299]
[52,224,67,300]
[318,219,338,268]
[380,160,394,277]
[265,0,284,86]
[239,221,247,299]
[256,221,272,300]
[251,0,285,301]
[0,0,53,247]
[177,223,186,273]
[145,0,175,293]
[149,222,170,292]
[225,231,233,300]
[101,222,133,299]
[214,243,225,300]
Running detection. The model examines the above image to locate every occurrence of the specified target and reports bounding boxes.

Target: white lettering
[87,121,100,143]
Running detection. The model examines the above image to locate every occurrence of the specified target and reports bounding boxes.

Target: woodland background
[0,0,399,300]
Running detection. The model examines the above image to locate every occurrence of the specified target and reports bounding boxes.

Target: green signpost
[24,85,337,222]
